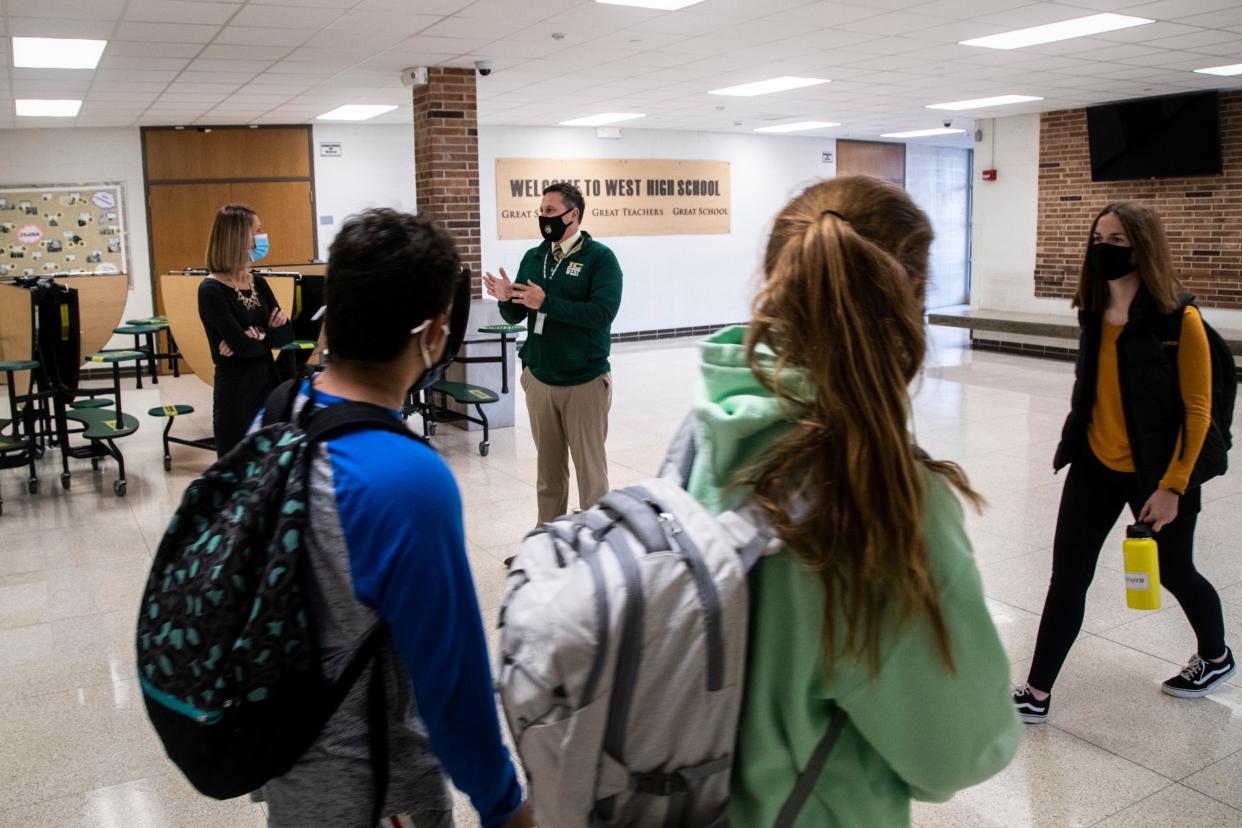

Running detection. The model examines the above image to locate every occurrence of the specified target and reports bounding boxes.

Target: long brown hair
[206,204,256,275]
[1073,201,1182,314]
[742,175,981,675]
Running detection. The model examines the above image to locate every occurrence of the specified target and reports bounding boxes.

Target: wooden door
[147,182,315,283]
[837,140,906,188]
[142,126,317,328]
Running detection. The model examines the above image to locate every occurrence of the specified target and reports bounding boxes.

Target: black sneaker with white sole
[1013,685,1050,723]
[1161,648,1237,698]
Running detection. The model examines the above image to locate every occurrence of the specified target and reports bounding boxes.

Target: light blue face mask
[249,233,270,262]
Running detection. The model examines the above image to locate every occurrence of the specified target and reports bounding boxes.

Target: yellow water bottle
[1124,523,1161,610]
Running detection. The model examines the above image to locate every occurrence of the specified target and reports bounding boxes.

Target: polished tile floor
[1,328,1240,827]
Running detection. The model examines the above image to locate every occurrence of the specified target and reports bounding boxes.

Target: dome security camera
[943,119,953,129]
[475,60,494,77]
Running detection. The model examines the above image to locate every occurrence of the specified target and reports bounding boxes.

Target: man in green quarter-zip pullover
[484,183,623,524]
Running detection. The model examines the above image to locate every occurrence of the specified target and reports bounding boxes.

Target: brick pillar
[413,66,481,298]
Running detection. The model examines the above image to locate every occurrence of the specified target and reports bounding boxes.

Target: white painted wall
[0,127,153,346]
[478,125,837,333]
[310,123,417,260]
[968,114,1067,316]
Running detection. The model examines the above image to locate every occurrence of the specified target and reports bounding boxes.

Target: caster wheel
[164,457,172,472]
[91,458,100,471]
[33,446,45,459]
[429,423,438,436]
[114,479,127,497]
[479,441,490,457]
[61,472,71,490]
[28,478,38,495]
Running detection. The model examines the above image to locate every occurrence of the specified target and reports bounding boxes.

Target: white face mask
[410,317,449,373]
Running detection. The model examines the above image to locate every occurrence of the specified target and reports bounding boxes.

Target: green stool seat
[126,316,168,327]
[114,324,163,336]
[279,340,318,352]
[432,380,499,404]
[0,359,39,372]
[87,350,146,363]
[478,324,525,334]
[64,408,139,439]
[71,398,114,409]
[0,433,31,452]
[149,404,195,417]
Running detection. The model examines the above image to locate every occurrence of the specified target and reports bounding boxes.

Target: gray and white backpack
[496,416,847,827]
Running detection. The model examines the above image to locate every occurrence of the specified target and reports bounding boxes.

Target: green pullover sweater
[498,231,622,386]
[687,326,1021,827]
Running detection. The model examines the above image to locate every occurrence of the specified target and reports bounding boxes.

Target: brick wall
[1034,90,1242,308]
[413,66,481,298]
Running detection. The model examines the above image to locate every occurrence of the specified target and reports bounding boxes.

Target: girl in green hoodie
[687,176,1021,826]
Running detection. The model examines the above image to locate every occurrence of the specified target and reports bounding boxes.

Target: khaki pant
[522,368,612,524]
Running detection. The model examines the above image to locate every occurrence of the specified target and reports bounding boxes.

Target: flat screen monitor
[1086,91,1222,182]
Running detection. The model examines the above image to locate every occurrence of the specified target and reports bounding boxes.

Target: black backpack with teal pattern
[136,379,421,809]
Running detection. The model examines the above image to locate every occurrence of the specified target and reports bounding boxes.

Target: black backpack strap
[302,400,426,445]
[261,378,303,428]
[772,705,847,828]
[319,625,390,827]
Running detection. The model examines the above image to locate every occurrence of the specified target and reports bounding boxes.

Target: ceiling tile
[176,70,260,85]
[114,21,223,43]
[98,55,193,71]
[125,0,241,25]
[214,26,316,47]
[4,0,126,20]
[110,41,212,58]
[188,58,276,73]
[1120,0,1241,21]
[421,14,529,39]
[230,4,344,29]
[7,17,116,38]
[197,44,295,61]
[329,10,439,35]
[92,69,181,82]
[304,28,409,51]
[359,0,470,11]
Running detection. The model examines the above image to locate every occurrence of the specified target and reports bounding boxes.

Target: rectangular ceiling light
[560,112,646,127]
[12,37,108,69]
[710,76,830,97]
[960,13,1153,50]
[316,104,398,121]
[754,121,840,134]
[16,99,83,117]
[927,95,1042,111]
[1195,64,1242,77]
[595,0,706,8]
[881,127,967,138]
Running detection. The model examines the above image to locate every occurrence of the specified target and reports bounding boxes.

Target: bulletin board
[0,183,129,282]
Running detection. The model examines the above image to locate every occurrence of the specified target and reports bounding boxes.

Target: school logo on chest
[566,261,584,277]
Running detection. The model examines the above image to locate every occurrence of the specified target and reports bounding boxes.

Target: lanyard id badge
[533,312,547,335]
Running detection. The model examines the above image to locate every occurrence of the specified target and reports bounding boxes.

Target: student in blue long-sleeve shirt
[256,209,532,828]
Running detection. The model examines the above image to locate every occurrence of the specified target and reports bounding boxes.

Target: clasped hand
[484,267,545,310]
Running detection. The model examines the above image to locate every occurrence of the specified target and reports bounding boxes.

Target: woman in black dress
[197,204,292,456]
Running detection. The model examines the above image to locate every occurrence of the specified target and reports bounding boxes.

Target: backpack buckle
[632,772,688,796]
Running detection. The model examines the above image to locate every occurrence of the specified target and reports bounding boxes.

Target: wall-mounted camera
[943,119,953,129]
[475,60,494,77]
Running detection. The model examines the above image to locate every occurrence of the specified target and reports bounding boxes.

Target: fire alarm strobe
[982,169,998,182]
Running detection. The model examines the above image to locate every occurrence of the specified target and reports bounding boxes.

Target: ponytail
[741,176,981,675]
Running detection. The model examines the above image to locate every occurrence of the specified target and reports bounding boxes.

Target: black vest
[1053,288,1226,495]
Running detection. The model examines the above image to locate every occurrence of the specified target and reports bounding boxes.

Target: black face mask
[538,209,574,244]
[1088,242,1135,281]
[409,268,472,395]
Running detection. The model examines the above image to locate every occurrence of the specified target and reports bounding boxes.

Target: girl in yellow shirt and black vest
[1014,201,1234,723]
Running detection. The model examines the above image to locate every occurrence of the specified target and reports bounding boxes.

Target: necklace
[223,273,261,310]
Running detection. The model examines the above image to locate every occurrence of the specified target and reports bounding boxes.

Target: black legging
[1028,448,1227,691]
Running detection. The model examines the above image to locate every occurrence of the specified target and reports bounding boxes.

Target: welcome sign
[495,158,731,240]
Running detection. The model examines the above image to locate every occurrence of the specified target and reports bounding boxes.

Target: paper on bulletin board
[0,183,129,283]
[495,158,731,240]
